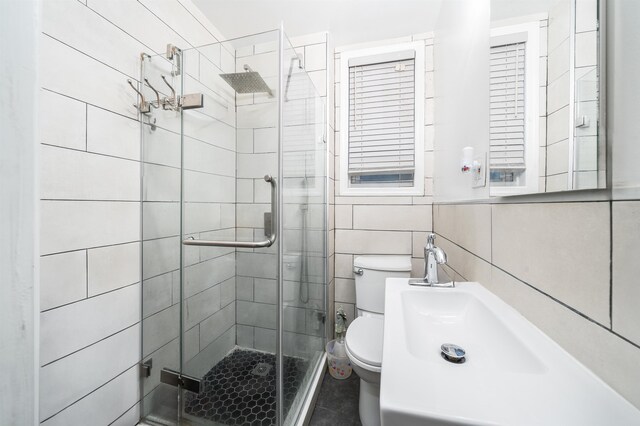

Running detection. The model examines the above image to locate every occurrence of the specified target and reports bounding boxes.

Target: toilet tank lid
[353,255,412,272]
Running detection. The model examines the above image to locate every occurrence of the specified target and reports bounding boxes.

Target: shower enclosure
[137,28,327,425]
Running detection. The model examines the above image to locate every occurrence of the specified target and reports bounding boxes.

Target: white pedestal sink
[380,279,640,426]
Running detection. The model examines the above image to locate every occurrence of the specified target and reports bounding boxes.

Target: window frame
[489,21,540,196]
[339,41,425,196]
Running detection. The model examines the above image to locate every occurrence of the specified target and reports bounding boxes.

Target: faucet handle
[433,247,447,264]
[426,233,436,246]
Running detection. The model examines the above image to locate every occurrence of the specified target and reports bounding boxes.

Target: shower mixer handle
[183,175,277,248]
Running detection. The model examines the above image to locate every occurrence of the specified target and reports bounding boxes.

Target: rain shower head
[220,64,273,97]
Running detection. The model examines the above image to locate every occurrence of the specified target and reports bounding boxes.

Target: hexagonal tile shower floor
[184,349,308,425]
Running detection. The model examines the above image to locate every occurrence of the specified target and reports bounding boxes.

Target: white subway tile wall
[38,0,229,423]
[434,201,640,409]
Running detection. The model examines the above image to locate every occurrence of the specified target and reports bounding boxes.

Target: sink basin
[380,279,640,426]
[401,290,546,375]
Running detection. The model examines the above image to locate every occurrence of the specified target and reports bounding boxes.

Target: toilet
[345,255,412,426]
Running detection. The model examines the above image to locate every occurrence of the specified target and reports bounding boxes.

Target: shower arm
[182,175,277,248]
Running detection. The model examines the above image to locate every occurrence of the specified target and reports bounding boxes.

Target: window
[490,23,540,195]
[340,42,424,196]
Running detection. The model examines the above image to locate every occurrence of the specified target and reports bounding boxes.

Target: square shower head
[220,70,273,96]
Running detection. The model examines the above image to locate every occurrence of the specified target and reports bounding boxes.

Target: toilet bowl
[345,315,383,426]
[345,255,411,426]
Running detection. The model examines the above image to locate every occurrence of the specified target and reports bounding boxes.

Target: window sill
[339,187,424,197]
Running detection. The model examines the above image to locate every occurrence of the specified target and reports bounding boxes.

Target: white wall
[38,1,226,424]
[433,0,491,202]
[1,1,39,425]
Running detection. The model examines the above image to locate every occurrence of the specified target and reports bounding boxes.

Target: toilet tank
[353,255,412,314]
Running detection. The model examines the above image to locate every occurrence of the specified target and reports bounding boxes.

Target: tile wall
[38,0,227,424]
[546,0,599,191]
[537,17,549,192]
[332,34,435,328]
[545,0,572,191]
[434,201,640,409]
[573,0,601,188]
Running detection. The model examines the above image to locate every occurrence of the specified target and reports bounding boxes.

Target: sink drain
[251,362,272,376]
[441,343,466,364]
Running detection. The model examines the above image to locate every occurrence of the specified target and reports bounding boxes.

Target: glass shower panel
[180,30,282,426]
[140,28,326,426]
[280,34,327,425]
[140,52,184,425]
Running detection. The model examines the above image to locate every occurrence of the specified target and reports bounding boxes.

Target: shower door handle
[182,175,277,248]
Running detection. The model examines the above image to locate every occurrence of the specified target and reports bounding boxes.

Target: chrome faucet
[409,233,453,287]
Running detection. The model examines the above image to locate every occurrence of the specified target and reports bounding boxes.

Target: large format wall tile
[87,242,140,297]
[39,3,234,424]
[41,145,140,201]
[40,324,140,421]
[492,202,610,325]
[41,365,139,426]
[40,284,140,366]
[612,201,640,345]
[40,201,140,255]
[39,90,86,151]
[488,267,640,409]
[352,205,431,231]
[437,199,640,410]
[434,204,491,260]
[40,251,87,311]
[335,229,412,255]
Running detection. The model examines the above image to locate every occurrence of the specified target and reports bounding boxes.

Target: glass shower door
[139,50,184,425]
[279,33,327,425]
[140,28,326,426]
[180,30,283,426]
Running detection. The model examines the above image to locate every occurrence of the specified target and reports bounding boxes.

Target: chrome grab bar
[182,175,277,248]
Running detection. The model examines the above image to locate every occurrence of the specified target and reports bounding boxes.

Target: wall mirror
[488,0,603,196]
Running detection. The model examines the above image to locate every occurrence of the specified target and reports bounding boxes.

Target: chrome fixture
[284,54,304,101]
[127,79,151,114]
[156,74,204,111]
[299,175,309,303]
[144,78,161,109]
[160,74,177,110]
[140,358,153,378]
[166,43,181,76]
[220,64,274,97]
[160,368,202,394]
[129,44,203,114]
[409,233,453,287]
[441,343,466,363]
[183,175,277,248]
[128,74,203,113]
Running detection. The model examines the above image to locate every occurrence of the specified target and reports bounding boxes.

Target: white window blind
[490,41,526,170]
[348,53,416,185]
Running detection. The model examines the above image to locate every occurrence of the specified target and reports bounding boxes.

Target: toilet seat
[345,316,383,371]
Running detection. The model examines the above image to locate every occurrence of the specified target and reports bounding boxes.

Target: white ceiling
[192,0,443,47]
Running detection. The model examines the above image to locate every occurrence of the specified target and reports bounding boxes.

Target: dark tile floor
[183,349,307,426]
[309,370,362,426]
